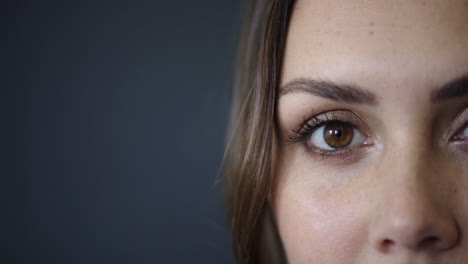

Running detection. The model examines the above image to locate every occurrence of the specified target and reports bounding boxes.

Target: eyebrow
[279,78,379,105]
[280,74,468,105]
[431,74,468,103]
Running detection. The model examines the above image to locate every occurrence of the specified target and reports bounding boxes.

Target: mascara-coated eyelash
[288,111,372,157]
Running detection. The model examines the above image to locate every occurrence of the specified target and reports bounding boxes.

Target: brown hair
[224,0,295,263]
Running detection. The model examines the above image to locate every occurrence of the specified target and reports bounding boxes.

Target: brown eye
[323,122,354,148]
[308,122,366,151]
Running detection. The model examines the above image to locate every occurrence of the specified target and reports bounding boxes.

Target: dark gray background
[4,0,239,263]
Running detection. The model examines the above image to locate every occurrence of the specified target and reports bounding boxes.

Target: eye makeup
[287,109,374,160]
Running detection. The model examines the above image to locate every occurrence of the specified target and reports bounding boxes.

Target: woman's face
[273,0,468,263]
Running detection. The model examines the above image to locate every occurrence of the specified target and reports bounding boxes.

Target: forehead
[281,0,468,89]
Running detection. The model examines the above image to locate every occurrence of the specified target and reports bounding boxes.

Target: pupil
[333,129,342,138]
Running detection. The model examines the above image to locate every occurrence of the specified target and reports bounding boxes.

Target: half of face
[273,0,468,263]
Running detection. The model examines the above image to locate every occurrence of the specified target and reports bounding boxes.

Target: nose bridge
[369,137,459,254]
[377,143,436,231]
[379,118,441,204]
[378,133,433,207]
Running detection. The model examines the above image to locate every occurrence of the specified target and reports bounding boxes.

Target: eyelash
[287,112,370,158]
[289,114,348,142]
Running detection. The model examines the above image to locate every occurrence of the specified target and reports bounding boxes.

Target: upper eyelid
[292,114,346,137]
[302,117,356,135]
[296,110,369,134]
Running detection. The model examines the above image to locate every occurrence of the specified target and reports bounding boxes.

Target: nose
[372,205,459,253]
[369,153,460,254]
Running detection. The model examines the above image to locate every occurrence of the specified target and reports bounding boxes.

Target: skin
[272,0,468,263]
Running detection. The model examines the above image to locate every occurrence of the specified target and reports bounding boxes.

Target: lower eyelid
[306,144,371,163]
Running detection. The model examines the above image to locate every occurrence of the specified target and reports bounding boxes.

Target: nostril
[379,236,442,253]
[419,236,441,250]
[380,239,395,252]
[382,239,394,247]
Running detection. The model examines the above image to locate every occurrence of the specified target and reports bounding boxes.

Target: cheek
[274,178,369,263]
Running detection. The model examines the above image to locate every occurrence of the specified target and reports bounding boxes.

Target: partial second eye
[456,124,467,140]
[308,122,367,151]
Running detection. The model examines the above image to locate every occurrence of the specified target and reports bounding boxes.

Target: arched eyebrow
[279,78,378,105]
[431,74,468,103]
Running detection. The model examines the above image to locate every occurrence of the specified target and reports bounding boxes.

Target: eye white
[308,125,366,151]
[464,125,468,138]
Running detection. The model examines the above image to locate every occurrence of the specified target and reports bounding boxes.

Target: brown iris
[323,122,354,148]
